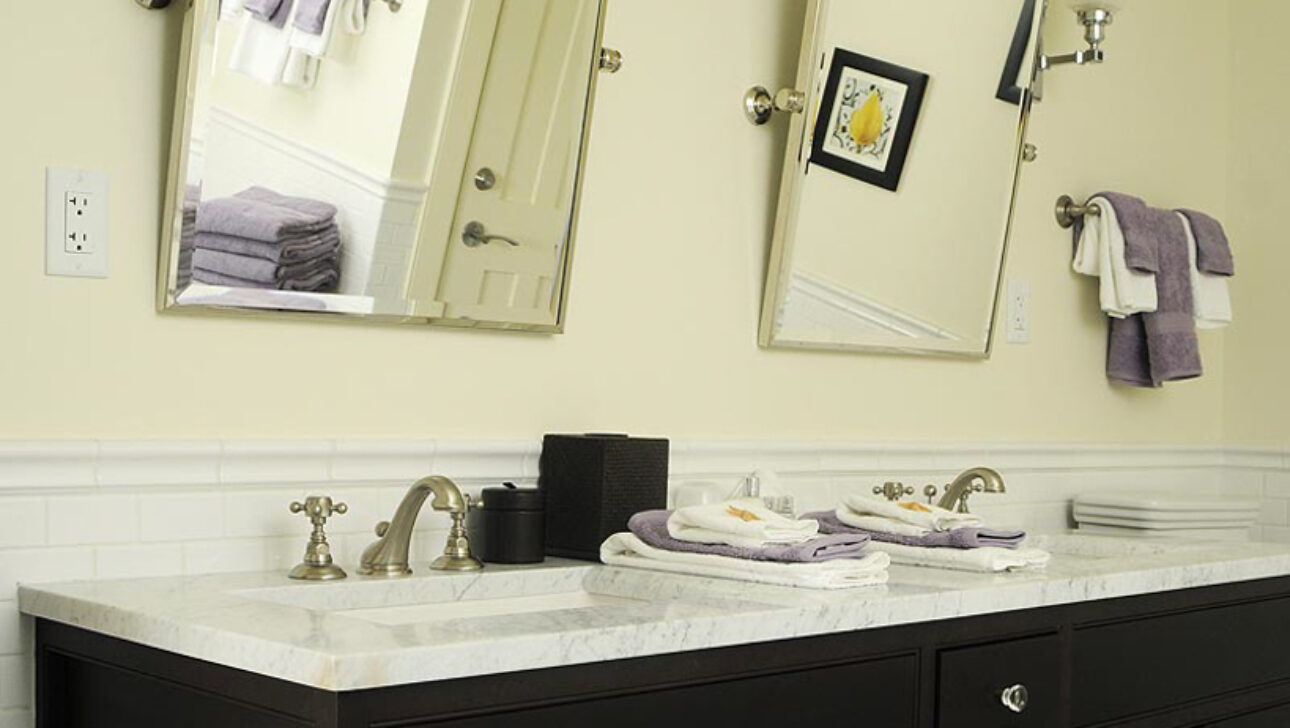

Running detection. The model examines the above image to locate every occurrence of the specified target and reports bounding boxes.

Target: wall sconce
[1034,2,1118,99]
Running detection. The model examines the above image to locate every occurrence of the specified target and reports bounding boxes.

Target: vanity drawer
[1073,595,1290,726]
[936,633,1062,728]
[420,654,917,728]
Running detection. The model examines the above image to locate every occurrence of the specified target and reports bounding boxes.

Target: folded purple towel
[1096,192,1161,274]
[196,229,340,264]
[1098,199,1201,388]
[197,187,338,243]
[292,0,331,34]
[244,0,293,28]
[803,511,1026,550]
[1176,209,1234,277]
[193,266,339,293]
[628,510,869,563]
[193,248,337,284]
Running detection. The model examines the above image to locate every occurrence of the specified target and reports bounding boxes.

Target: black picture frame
[996,0,1038,105]
[810,49,929,192]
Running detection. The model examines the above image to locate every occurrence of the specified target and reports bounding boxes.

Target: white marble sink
[339,590,645,626]
[1028,532,1180,559]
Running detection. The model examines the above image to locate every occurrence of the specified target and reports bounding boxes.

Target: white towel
[1178,212,1232,330]
[1072,196,1158,318]
[285,0,342,87]
[840,494,982,534]
[229,1,317,88]
[873,542,1051,573]
[600,533,890,590]
[667,498,819,549]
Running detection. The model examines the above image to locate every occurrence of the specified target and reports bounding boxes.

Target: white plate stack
[1073,492,1261,541]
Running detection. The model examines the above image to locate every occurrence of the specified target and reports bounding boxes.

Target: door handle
[462,222,520,248]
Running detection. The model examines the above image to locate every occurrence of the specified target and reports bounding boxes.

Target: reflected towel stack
[193,187,342,292]
[177,184,200,289]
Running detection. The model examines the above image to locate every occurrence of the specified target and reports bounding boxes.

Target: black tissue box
[539,433,669,561]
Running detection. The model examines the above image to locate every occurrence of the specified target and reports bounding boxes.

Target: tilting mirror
[158,0,610,330]
[760,0,1043,357]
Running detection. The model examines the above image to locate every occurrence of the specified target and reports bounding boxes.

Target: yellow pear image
[850,91,884,147]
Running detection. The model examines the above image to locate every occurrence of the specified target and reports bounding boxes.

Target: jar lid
[481,484,545,511]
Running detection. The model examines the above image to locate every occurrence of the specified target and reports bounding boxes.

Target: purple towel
[194,266,339,293]
[197,187,338,243]
[1176,209,1235,277]
[193,248,337,284]
[292,0,331,34]
[1097,197,1202,388]
[803,511,1026,550]
[196,229,340,264]
[1096,192,1161,274]
[628,511,870,563]
[244,0,293,28]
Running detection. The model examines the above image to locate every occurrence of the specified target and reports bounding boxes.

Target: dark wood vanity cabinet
[35,576,1290,728]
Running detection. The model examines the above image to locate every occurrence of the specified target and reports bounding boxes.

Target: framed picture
[996,0,1039,105]
[810,49,929,192]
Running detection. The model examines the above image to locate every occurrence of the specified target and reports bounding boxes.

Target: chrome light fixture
[1034,2,1118,99]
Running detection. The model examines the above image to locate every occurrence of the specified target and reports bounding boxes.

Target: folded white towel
[1073,196,1158,318]
[1178,212,1232,330]
[840,494,982,534]
[872,542,1050,573]
[667,498,819,549]
[600,533,890,590]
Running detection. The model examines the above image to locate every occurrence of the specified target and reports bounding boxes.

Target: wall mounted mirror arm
[744,86,807,126]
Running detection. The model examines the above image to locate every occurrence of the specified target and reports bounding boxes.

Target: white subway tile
[1261,525,1290,544]
[0,548,95,601]
[320,489,387,535]
[94,544,184,580]
[433,441,532,482]
[0,442,97,491]
[0,656,29,710]
[0,708,32,728]
[220,441,332,485]
[0,604,18,655]
[1260,499,1289,527]
[1221,469,1267,498]
[183,539,266,575]
[1266,472,1290,499]
[98,441,221,487]
[139,492,225,542]
[47,495,138,545]
[0,501,44,549]
[223,488,308,539]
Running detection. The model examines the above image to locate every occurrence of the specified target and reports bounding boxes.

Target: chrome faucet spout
[936,467,1006,514]
[358,475,482,576]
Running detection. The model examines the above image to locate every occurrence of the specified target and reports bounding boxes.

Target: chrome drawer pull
[1001,683,1029,713]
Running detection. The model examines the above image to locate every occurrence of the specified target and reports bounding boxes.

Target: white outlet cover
[1006,278,1032,345]
[46,167,109,278]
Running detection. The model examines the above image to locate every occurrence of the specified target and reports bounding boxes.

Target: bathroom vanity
[20,534,1290,728]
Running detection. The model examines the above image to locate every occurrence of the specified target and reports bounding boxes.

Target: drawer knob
[1001,683,1029,713]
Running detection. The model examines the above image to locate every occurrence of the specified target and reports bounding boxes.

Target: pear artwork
[850,90,885,148]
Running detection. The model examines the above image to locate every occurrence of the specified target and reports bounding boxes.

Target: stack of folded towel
[1072,192,1235,388]
[177,185,200,289]
[193,187,342,293]
[803,493,1050,573]
[600,499,890,590]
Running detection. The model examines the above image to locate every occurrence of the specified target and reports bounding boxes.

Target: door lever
[462,221,520,248]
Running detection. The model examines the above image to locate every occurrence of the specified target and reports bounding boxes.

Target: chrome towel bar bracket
[1055,194,1102,229]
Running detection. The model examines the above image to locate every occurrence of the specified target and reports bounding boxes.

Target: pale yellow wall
[0,0,1231,443]
[1222,0,1289,447]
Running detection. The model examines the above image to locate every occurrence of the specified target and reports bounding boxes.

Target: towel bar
[1055,194,1102,229]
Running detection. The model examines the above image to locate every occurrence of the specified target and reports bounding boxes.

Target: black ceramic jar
[468,483,546,564]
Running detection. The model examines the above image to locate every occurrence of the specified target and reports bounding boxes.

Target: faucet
[936,467,1006,514]
[358,475,483,576]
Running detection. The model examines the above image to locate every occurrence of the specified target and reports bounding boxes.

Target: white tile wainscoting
[0,439,1285,727]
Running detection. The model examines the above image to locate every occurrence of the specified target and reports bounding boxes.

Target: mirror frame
[155,0,610,332]
[758,0,1046,358]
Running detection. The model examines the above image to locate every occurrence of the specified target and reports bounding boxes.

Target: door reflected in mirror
[761,0,1043,357]
[160,0,607,330]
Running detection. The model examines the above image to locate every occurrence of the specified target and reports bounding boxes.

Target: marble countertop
[19,533,1290,692]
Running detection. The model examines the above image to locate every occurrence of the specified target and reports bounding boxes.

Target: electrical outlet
[1006,278,1031,344]
[46,167,109,278]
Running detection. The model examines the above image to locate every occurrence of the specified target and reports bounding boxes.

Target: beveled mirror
[759,0,1044,357]
[157,0,612,331]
